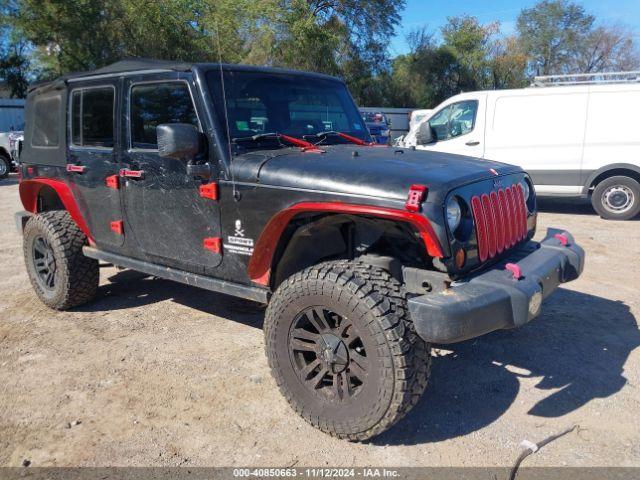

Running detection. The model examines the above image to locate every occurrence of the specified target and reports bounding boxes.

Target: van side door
[119,74,222,273]
[483,91,588,195]
[66,81,124,249]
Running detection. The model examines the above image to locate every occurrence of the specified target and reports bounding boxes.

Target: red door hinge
[405,184,427,212]
[105,174,119,189]
[110,220,124,235]
[66,164,87,173]
[199,182,218,200]
[203,237,221,253]
[119,169,144,179]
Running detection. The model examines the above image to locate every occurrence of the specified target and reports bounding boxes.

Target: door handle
[119,168,144,179]
[465,140,480,146]
[66,164,87,173]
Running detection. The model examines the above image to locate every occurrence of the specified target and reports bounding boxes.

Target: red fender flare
[19,179,94,243]
[248,202,444,286]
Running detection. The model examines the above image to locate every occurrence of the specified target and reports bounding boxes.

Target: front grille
[470,184,528,262]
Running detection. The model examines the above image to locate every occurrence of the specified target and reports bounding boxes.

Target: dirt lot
[1,175,639,468]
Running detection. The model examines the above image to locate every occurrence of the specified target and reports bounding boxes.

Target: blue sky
[389,0,640,56]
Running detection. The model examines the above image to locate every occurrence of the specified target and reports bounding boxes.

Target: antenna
[214,20,239,200]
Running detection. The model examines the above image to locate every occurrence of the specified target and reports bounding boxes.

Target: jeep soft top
[16,59,584,441]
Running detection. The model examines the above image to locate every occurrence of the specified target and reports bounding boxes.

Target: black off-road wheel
[0,153,10,179]
[23,210,99,310]
[264,260,431,441]
[591,175,640,220]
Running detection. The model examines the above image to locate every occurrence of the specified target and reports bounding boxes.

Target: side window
[427,105,452,142]
[32,95,61,147]
[130,82,198,149]
[71,87,115,148]
[429,100,478,141]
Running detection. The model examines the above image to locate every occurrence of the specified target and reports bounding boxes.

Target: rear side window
[32,96,61,147]
[71,87,115,148]
[130,82,198,149]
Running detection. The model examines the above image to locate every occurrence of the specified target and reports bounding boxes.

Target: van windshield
[206,70,370,147]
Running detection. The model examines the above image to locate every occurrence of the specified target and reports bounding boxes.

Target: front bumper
[408,228,585,344]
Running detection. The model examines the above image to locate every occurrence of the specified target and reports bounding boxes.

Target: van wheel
[0,153,10,179]
[591,176,640,220]
[23,210,99,309]
[264,260,431,441]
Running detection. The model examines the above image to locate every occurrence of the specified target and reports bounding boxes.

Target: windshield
[206,70,370,147]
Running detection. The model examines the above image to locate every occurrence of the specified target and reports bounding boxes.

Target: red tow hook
[554,232,570,246]
[506,263,523,280]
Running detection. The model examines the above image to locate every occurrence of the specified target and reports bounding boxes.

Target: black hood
[230,145,522,204]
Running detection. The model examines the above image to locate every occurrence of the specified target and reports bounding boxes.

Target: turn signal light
[455,248,466,268]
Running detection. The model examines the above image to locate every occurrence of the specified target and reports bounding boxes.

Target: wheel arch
[247,202,444,289]
[19,179,93,242]
[584,164,640,194]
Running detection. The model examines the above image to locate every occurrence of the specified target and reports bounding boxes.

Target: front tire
[591,176,640,220]
[264,260,430,441]
[23,210,99,310]
[0,153,10,179]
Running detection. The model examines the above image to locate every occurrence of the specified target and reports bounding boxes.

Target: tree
[572,24,640,73]
[516,0,594,75]
[0,8,31,98]
[489,36,528,89]
[3,0,404,105]
[0,38,30,98]
[441,15,499,91]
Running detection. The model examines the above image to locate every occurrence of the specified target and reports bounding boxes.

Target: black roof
[28,58,341,93]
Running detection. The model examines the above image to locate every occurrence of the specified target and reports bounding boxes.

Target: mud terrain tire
[23,210,99,310]
[264,260,430,441]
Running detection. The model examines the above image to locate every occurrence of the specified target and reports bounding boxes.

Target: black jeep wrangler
[16,59,584,441]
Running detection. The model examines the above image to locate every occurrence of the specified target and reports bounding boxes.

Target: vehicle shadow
[374,288,638,445]
[76,273,638,447]
[74,269,265,330]
[0,175,19,187]
[536,197,595,216]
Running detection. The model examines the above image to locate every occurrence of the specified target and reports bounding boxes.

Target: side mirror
[157,123,201,161]
[416,122,435,145]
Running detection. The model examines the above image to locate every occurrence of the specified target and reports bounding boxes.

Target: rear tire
[23,210,99,310]
[264,260,430,441]
[591,176,640,220]
[0,153,10,179]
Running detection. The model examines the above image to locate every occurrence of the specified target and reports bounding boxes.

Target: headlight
[447,197,462,232]
[521,181,530,202]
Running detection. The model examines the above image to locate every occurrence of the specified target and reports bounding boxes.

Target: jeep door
[66,81,124,249]
[120,74,222,273]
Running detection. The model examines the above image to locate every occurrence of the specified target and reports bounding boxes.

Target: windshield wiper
[232,132,322,152]
[306,131,372,146]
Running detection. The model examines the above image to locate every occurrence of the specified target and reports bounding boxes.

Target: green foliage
[1,0,638,105]
[517,0,594,75]
[386,16,521,108]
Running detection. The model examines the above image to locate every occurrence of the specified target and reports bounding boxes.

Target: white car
[0,131,22,179]
[409,109,433,130]
[406,72,640,220]
[394,109,433,147]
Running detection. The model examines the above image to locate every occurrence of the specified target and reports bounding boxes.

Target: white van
[407,72,640,220]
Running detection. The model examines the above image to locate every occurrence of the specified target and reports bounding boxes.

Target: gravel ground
[0,175,638,467]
